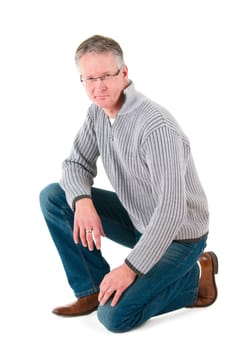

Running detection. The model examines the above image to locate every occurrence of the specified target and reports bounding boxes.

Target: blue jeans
[39,183,207,332]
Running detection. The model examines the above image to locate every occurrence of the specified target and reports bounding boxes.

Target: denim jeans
[39,183,207,332]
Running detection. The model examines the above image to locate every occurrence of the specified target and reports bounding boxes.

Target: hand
[73,198,105,250]
[99,264,137,307]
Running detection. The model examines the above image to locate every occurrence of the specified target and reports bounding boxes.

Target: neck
[103,81,129,118]
[104,93,125,118]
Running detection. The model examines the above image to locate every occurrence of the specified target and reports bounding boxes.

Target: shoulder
[133,98,190,147]
[134,98,178,133]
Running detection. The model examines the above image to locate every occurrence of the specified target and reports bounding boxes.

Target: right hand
[73,198,105,251]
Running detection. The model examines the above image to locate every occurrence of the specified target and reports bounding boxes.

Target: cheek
[114,87,123,99]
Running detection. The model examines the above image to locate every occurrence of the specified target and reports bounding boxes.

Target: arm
[60,112,105,249]
[125,126,187,275]
[60,111,99,209]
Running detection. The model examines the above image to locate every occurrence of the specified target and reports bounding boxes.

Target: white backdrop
[0,0,231,348]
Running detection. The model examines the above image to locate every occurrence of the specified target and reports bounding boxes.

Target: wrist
[72,195,92,210]
[123,262,137,277]
[74,196,93,210]
[124,259,143,276]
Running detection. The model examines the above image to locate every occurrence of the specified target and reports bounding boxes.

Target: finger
[100,224,106,237]
[111,290,121,307]
[99,287,114,306]
[86,230,94,251]
[93,230,101,250]
[79,226,88,247]
[73,219,79,244]
[98,279,106,301]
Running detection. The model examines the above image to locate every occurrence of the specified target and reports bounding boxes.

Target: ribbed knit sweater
[60,82,209,275]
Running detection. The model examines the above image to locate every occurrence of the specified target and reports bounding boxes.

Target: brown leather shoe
[192,251,218,307]
[52,292,99,316]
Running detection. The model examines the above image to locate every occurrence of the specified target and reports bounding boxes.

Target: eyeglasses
[80,68,121,87]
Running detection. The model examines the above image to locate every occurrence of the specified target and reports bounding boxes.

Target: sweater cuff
[125,258,144,276]
[72,195,92,211]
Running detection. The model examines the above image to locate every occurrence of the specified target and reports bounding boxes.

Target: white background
[0,0,231,348]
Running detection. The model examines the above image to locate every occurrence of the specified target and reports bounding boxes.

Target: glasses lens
[81,68,121,86]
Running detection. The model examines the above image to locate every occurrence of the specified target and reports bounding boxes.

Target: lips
[95,95,109,98]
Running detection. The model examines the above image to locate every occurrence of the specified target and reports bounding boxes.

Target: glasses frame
[80,67,122,86]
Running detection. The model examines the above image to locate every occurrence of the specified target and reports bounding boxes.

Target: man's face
[79,52,128,115]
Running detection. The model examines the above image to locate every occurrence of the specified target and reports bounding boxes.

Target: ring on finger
[85,228,93,234]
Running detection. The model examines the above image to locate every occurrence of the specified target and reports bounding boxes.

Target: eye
[104,73,111,79]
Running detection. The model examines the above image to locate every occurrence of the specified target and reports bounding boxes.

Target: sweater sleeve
[59,112,99,209]
[126,126,187,275]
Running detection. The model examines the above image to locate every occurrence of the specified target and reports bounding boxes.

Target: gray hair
[75,35,124,70]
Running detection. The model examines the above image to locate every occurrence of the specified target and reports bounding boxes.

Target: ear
[121,65,128,80]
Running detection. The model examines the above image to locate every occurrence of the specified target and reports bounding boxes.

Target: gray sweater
[60,82,209,275]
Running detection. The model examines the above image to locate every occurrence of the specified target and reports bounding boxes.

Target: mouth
[95,95,109,99]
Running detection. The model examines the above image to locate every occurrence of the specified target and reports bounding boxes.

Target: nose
[93,79,107,91]
[94,77,107,87]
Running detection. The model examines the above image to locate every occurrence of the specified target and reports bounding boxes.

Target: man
[39,35,218,332]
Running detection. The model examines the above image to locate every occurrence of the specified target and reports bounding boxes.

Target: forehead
[79,52,118,76]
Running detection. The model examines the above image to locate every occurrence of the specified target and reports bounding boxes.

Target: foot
[192,251,218,307]
[52,292,99,316]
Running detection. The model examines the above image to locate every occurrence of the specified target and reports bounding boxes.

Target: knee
[97,304,130,333]
[39,183,61,214]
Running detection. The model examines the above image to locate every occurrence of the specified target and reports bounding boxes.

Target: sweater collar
[117,81,145,116]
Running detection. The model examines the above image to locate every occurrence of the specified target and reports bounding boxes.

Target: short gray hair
[75,35,124,69]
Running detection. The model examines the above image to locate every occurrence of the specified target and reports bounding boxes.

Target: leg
[91,187,140,248]
[39,184,139,297]
[97,237,208,332]
[39,183,110,297]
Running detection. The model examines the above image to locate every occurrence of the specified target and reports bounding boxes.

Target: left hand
[98,263,137,307]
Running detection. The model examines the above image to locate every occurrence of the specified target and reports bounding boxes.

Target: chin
[95,100,112,109]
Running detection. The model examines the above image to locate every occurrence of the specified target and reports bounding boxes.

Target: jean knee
[97,304,119,333]
[39,183,60,214]
[97,304,131,333]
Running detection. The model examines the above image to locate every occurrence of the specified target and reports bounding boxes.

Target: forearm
[60,113,99,209]
[60,163,94,209]
[126,127,186,275]
[126,198,185,275]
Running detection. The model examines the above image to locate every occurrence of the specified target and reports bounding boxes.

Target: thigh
[108,236,207,307]
[128,238,206,299]
[40,183,74,220]
[97,237,207,332]
[91,187,140,248]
